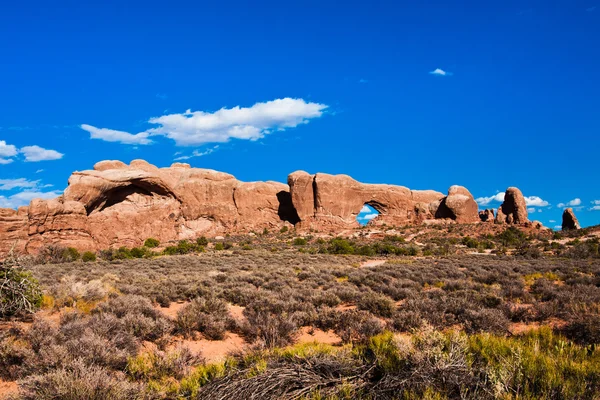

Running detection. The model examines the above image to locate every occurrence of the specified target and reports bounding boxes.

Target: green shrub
[280,226,289,234]
[293,237,307,246]
[327,238,355,254]
[81,251,97,262]
[144,238,160,248]
[0,260,43,317]
[196,236,209,246]
[214,243,224,251]
[130,247,146,258]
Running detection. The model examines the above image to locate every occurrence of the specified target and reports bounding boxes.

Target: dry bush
[176,296,233,339]
[17,360,143,400]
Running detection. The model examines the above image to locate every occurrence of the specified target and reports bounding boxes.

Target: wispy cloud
[429,68,453,77]
[0,140,18,164]
[0,190,62,209]
[557,198,582,208]
[590,200,600,211]
[587,6,597,12]
[0,178,39,191]
[82,98,328,147]
[81,124,152,145]
[525,196,549,207]
[20,145,64,162]
[156,93,168,100]
[174,146,219,161]
[358,79,368,84]
[475,192,505,206]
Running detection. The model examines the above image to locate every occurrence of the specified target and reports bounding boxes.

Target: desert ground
[1,225,600,399]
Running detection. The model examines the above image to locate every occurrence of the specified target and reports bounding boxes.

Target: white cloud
[0,140,18,164]
[20,145,63,162]
[524,196,549,207]
[81,124,152,145]
[174,146,219,161]
[553,225,562,231]
[549,220,556,223]
[429,68,453,76]
[359,205,371,214]
[527,207,536,213]
[0,178,39,191]
[36,169,44,173]
[557,198,581,208]
[590,200,600,211]
[82,98,328,147]
[0,190,62,209]
[358,213,378,221]
[475,192,505,206]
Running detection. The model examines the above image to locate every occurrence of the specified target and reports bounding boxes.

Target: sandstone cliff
[0,159,537,254]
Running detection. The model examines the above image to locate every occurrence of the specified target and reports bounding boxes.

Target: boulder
[435,186,480,223]
[495,187,529,224]
[562,208,581,230]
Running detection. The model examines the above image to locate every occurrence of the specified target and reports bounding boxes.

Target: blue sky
[1,0,599,229]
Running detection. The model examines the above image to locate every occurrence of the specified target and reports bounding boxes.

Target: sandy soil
[174,332,247,363]
[0,380,18,399]
[296,326,342,345]
[359,259,387,268]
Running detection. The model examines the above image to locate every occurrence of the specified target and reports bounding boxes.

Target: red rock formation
[435,186,480,223]
[479,209,495,223]
[495,187,529,225]
[288,171,445,230]
[562,208,581,230]
[1,160,533,255]
[1,160,299,253]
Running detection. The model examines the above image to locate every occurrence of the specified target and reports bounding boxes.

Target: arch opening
[356,204,380,226]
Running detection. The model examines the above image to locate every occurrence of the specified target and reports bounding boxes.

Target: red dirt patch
[172,332,247,364]
[296,327,342,345]
[359,259,387,268]
[157,301,190,319]
[0,379,18,399]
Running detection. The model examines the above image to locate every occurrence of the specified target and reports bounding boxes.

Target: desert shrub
[18,360,142,400]
[81,251,97,262]
[130,247,147,258]
[0,256,43,317]
[462,308,509,335]
[144,238,160,248]
[214,242,225,251]
[279,226,289,234]
[50,276,110,308]
[357,292,396,318]
[318,309,384,344]
[293,237,307,246]
[242,303,298,348]
[94,295,172,341]
[462,236,479,249]
[196,236,209,246]
[0,333,34,379]
[126,346,201,382]
[113,247,133,260]
[469,327,600,399]
[176,296,232,340]
[391,310,423,332]
[326,238,355,254]
[496,227,527,247]
[561,314,600,345]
